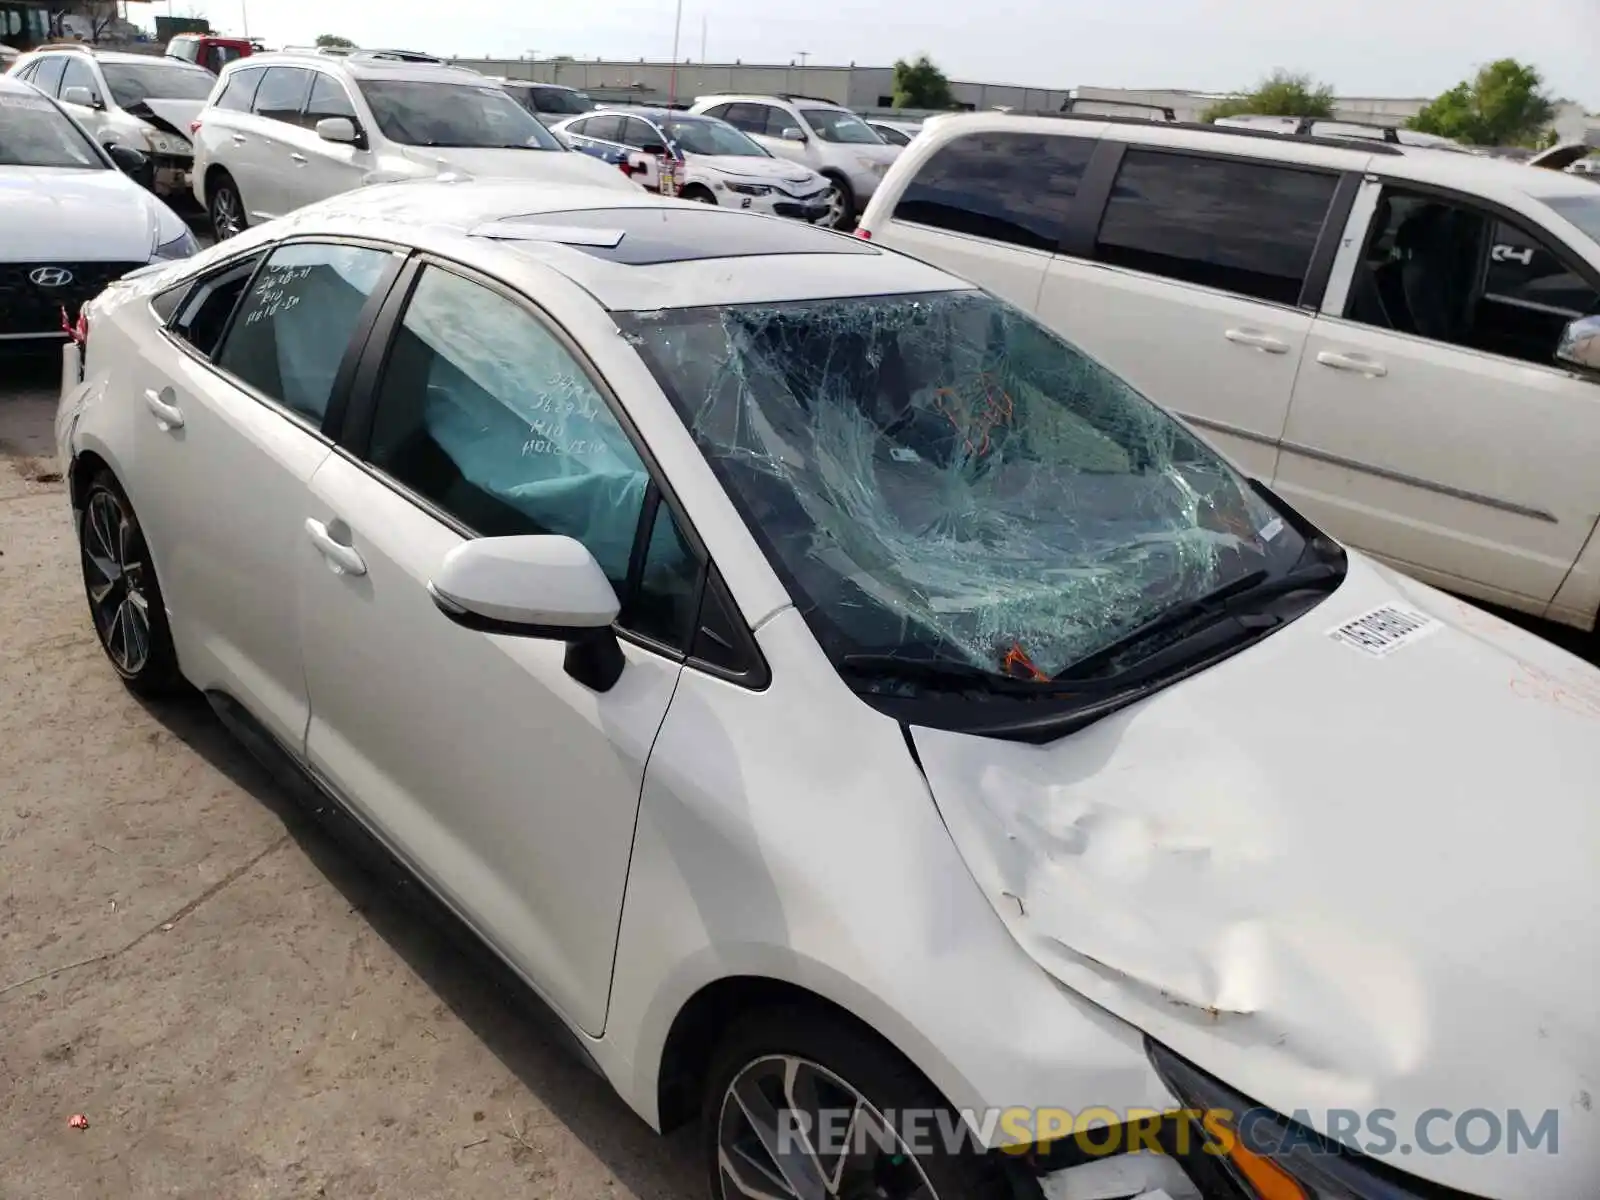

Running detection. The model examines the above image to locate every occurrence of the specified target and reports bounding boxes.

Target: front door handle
[1224,328,1291,354]
[142,386,183,430]
[289,152,308,164]
[230,133,247,144]
[304,518,367,576]
[1316,350,1388,377]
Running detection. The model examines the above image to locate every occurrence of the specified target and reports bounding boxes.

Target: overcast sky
[165,0,1600,107]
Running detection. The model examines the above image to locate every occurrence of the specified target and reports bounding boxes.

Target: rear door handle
[304,518,367,576]
[1224,328,1291,354]
[230,133,247,144]
[1316,350,1388,377]
[142,386,183,430]
[289,152,308,164]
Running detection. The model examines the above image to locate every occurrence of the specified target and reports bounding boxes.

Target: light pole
[797,50,808,68]
[239,0,249,37]
[667,0,684,105]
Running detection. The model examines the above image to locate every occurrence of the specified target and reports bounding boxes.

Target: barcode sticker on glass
[1328,604,1441,658]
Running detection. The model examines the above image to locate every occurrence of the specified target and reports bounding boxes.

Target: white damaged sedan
[56,180,1598,1200]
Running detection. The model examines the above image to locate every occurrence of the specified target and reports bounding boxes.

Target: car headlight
[144,131,193,157]
[152,227,200,261]
[727,182,774,196]
[1146,1039,1475,1200]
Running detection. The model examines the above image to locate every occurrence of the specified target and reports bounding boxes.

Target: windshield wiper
[837,654,1064,696]
[1055,560,1344,683]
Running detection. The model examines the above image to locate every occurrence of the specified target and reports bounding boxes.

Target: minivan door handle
[1316,350,1388,377]
[1224,328,1291,354]
[304,518,367,576]
[142,386,184,430]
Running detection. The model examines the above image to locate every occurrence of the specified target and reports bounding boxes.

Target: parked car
[858,111,1600,639]
[56,177,1600,1200]
[0,72,196,350]
[6,45,215,200]
[189,50,640,241]
[165,32,261,75]
[495,78,596,127]
[688,92,899,225]
[553,107,837,223]
[866,118,921,147]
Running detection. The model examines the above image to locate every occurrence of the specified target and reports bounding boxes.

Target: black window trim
[1083,141,1352,313]
[158,235,408,444]
[336,250,766,680]
[251,63,315,124]
[302,68,365,141]
[218,63,267,112]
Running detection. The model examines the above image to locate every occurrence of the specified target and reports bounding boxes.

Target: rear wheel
[702,1007,1008,1200]
[209,171,247,241]
[78,470,183,696]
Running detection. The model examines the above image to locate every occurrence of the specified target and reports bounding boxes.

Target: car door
[1035,142,1346,479]
[297,259,698,1035]
[275,70,371,210]
[616,115,665,190]
[237,64,314,219]
[1276,179,1600,615]
[131,240,403,750]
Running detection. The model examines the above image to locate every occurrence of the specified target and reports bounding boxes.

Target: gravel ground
[0,355,699,1199]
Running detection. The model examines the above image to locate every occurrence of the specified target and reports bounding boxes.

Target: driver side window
[1343,187,1600,370]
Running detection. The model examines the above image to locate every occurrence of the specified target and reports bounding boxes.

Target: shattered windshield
[624,290,1306,684]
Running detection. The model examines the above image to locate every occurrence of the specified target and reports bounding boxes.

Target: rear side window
[893,132,1096,253]
[31,57,67,96]
[214,243,394,425]
[214,66,264,112]
[251,66,312,124]
[577,113,623,142]
[1094,150,1338,306]
[170,254,263,357]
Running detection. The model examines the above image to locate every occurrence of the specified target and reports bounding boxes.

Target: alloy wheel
[716,1054,939,1200]
[821,187,847,229]
[211,186,243,240]
[82,489,151,676]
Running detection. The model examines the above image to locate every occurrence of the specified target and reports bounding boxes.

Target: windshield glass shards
[622,290,1331,728]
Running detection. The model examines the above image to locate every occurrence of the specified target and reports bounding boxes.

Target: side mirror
[106,142,150,177]
[1556,314,1600,374]
[780,126,806,142]
[62,85,101,109]
[428,535,626,691]
[316,116,359,144]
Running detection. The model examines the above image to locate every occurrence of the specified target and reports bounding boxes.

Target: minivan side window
[31,56,67,96]
[1343,187,1600,369]
[893,133,1096,253]
[1094,149,1339,306]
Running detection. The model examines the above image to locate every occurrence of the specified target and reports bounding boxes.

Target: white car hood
[0,167,158,261]
[694,154,819,186]
[396,146,639,191]
[137,97,205,135]
[911,556,1598,1199]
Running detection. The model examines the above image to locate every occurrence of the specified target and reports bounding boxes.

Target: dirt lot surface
[0,356,699,1198]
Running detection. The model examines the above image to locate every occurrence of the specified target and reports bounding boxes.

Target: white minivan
[858,113,1600,639]
[190,50,640,240]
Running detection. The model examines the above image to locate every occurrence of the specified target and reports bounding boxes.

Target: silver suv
[688,93,900,225]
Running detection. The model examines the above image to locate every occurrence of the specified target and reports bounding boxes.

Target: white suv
[689,93,899,225]
[859,112,1600,638]
[190,50,640,240]
[7,46,215,199]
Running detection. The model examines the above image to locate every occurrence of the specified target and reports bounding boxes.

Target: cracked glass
[623,289,1303,682]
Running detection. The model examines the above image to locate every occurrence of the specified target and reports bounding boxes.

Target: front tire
[78,470,183,697]
[681,184,718,205]
[821,174,856,229]
[208,171,247,241]
[702,1007,1008,1200]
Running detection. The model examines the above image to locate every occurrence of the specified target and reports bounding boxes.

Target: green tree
[1408,59,1555,147]
[315,34,356,49]
[1201,70,1336,123]
[892,54,955,110]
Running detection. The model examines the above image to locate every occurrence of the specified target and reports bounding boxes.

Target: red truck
[165,33,263,74]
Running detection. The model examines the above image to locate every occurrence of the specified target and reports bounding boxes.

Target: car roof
[914,111,1600,209]
[245,180,966,311]
[226,51,485,83]
[694,94,847,110]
